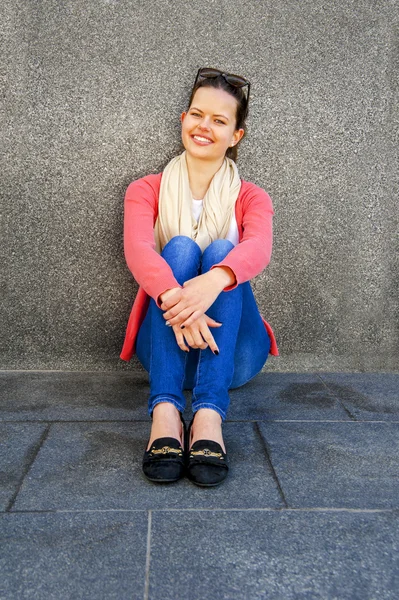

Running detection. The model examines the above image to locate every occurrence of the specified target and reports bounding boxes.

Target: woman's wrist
[209,266,236,291]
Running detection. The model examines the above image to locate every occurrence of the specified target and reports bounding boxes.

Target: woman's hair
[187,74,249,162]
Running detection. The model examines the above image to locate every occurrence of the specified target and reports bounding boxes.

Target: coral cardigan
[120,173,278,361]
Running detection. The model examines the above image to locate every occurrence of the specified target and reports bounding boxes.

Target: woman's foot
[143,402,186,483]
[189,408,225,452]
[187,408,228,487]
[146,402,184,450]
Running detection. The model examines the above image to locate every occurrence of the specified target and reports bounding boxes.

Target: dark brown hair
[187,74,249,162]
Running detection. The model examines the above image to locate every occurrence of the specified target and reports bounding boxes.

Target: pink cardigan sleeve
[212,182,274,289]
[124,175,181,303]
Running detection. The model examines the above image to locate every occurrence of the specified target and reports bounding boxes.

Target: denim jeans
[136,236,271,421]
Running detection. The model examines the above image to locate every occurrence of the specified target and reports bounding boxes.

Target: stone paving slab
[0,371,361,423]
[259,422,399,509]
[12,422,283,511]
[228,373,352,421]
[319,373,399,421]
[149,510,399,600]
[0,371,149,421]
[0,511,148,600]
[0,423,47,511]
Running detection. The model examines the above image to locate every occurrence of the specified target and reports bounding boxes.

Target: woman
[120,68,278,487]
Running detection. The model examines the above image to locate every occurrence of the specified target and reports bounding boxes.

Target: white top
[192,199,239,247]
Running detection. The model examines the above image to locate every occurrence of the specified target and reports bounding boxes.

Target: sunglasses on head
[194,67,251,100]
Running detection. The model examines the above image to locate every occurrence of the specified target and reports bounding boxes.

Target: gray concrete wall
[1,0,398,372]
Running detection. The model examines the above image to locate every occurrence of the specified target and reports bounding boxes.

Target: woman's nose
[198,118,211,130]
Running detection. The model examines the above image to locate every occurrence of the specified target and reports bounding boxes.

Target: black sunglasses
[194,67,251,101]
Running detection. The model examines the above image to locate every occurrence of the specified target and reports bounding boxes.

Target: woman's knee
[161,235,201,259]
[201,239,234,271]
[161,236,202,282]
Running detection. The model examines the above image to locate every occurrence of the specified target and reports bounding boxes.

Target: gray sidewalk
[1,371,398,599]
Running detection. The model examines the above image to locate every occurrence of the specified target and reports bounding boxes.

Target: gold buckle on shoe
[190,448,224,459]
[150,446,183,456]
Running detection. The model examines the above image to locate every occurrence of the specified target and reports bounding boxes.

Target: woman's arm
[161,184,274,327]
[124,176,181,305]
[211,184,274,289]
[160,266,235,326]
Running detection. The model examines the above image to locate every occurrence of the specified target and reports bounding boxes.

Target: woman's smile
[191,134,214,145]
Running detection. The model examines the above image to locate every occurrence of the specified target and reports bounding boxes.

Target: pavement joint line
[0,368,149,376]
[253,421,289,508]
[2,369,398,374]
[2,418,396,424]
[262,420,396,424]
[2,508,397,515]
[5,423,51,512]
[144,511,152,600]
[316,373,357,420]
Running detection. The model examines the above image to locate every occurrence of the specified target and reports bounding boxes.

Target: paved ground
[0,370,398,599]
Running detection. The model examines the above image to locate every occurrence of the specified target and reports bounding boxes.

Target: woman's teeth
[193,135,212,143]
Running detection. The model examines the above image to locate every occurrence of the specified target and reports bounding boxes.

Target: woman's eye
[191,112,201,117]
[215,119,226,125]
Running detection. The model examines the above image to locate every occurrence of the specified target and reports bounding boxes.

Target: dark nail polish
[214,350,219,355]
[181,325,185,329]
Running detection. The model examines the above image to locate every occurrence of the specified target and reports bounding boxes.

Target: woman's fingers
[178,312,222,330]
[182,329,197,349]
[172,325,189,352]
[183,319,219,353]
[171,316,220,354]
[200,325,219,354]
[189,328,208,350]
[165,307,197,326]
[162,301,187,322]
[181,311,223,329]
[204,315,223,328]
[159,287,182,308]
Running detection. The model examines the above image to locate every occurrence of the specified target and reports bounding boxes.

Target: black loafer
[142,414,186,483]
[186,418,229,487]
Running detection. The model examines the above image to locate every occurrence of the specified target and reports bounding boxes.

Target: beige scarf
[154,151,241,253]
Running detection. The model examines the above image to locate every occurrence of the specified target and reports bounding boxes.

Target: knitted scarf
[154,151,241,253]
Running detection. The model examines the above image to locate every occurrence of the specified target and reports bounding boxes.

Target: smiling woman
[181,87,244,170]
[121,67,278,487]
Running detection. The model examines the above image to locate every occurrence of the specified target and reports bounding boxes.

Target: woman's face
[181,86,244,162]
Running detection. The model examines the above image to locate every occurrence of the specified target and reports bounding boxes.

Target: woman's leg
[183,260,271,393]
[229,281,271,389]
[186,240,270,451]
[191,239,242,421]
[136,236,202,416]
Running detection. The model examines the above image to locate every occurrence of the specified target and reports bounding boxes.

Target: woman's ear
[181,112,187,123]
[231,128,245,146]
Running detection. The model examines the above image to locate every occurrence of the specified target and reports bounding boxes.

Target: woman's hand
[171,314,222,353]
[160,267,235,328]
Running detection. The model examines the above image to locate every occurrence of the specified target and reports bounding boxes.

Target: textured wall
[1,0,398,371]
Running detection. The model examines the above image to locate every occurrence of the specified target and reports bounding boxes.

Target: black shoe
[142,413,186,483]
[186,417,229,487]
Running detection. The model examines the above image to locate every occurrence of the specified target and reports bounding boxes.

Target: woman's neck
[185,154,224,199]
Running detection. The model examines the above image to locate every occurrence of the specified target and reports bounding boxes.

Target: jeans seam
[192,348,202,404]
[179,350,188,401]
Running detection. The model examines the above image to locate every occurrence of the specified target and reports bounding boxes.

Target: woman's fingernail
[165,321,171,327]
[180,325,185,329]
[214,350,219,355]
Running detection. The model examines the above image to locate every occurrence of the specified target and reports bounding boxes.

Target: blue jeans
[136,236,271,421]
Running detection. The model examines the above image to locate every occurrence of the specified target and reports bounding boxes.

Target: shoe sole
[144,475,184,483]
[189,480,225,487]
[187,473,228,487]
